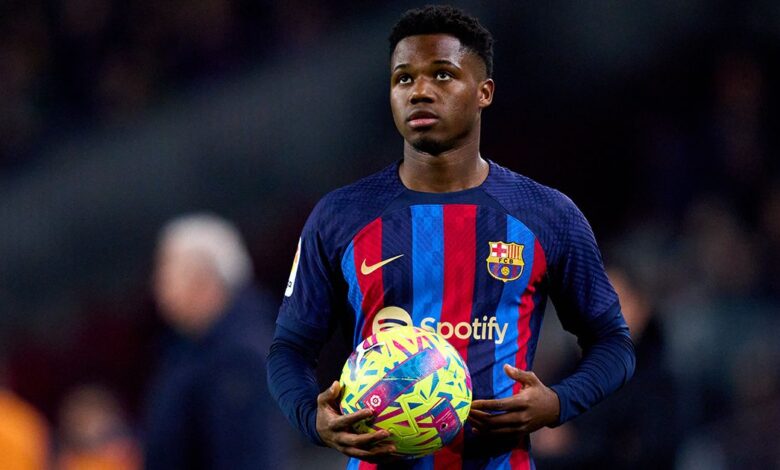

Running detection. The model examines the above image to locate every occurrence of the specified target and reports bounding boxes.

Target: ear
[478,78,495,109]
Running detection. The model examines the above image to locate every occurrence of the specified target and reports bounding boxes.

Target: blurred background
[1,0,779,468]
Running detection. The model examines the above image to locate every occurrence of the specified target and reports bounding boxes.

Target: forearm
[267,325,325,445]
[550,305,636,425]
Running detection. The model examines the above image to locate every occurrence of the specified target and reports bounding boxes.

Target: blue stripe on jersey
[341,241,364,347]
[411,205,444,326]
[485,453,510,470]
[492,216,536,399]
[346,458,360,470]
[463,207,508,470]
[409,205,442,470]
[468,206,504,400]
[382,210,414,316]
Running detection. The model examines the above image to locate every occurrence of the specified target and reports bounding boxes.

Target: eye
[398,74,412,85]
[435,71,452,81]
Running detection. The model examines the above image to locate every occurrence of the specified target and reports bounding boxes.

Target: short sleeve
[548,198,619,341]
[276,202,342,340]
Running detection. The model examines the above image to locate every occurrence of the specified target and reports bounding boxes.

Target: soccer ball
[339,326,472,457]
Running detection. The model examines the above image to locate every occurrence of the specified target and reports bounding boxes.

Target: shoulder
[304,163,405,243]
[485,161,582,225]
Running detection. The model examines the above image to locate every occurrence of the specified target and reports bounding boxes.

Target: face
[153,241,225,336]
[390,34,494,155]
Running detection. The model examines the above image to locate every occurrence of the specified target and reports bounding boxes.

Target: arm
[468,309,635,434]
[545,198,636,425]
[549,301,635,425]
[270,199,396,462]
[267,324,397,461]
[266,324,325,445]
[470,196,636,434]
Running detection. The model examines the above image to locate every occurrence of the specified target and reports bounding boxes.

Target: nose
[410,77,434,104]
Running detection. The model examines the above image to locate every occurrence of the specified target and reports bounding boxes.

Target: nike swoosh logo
[360,254,404,275]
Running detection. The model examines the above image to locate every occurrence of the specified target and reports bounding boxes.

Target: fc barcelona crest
[486,241,525,282]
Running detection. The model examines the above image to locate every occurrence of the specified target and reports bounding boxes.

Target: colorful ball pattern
[339,326,472,457]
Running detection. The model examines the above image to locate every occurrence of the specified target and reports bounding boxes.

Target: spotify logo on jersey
[371,306,414,333]
[371,307,509,344]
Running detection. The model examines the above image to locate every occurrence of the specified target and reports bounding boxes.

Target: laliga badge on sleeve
[285,237,302,297]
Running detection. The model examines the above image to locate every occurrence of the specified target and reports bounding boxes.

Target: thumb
[318,381,341,406]
[503,364,538,387]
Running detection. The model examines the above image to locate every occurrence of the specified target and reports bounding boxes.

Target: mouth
[407,110,439,129]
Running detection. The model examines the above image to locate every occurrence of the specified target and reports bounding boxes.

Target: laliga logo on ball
[369,395,382,408]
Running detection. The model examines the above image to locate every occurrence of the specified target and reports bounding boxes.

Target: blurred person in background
[55,384,140,470]
[533,265,680,469]
[144,213,290,469]
[0,353,49,470]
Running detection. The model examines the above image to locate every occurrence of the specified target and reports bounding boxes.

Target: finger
[469,410,527,428]
[470,408,527,420]
[469,409,504,425]
[503,364,539,387]
[317,381,340,407]
[341,444,397,461]
[331,408,374,430]
[471,397,522,412]
[335,429,390,448]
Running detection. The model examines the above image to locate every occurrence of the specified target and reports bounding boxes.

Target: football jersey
[277,160,622,470]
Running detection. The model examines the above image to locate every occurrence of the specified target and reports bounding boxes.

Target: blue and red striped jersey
[274,160,633,470]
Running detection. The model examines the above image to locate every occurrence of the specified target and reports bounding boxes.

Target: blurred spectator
[0,355,49,470]
[704,50,769,216]
[679,195,760,297]
[143,213,290,469]
[759,180,780,298]
[534,266,680,469]
[55,384,140,470]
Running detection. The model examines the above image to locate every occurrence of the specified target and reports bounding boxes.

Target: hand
[468,365,560,437]
[316,381,397,463]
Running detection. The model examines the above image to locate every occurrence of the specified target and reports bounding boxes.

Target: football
[339,325,472,457]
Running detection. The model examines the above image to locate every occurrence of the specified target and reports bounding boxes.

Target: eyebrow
[392,59,460,72]
[432,60,459,68]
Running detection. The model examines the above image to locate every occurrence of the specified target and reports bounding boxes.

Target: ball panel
[339,326,472,457]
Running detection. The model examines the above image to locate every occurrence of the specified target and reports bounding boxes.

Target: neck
[399,133,488,193]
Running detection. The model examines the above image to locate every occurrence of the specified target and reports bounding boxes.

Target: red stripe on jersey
[435,204,477,470]
[354,217,385,340]
[510,448,531,470]
[358,462,377,470]
[440,204,476,357]
[513,239,548,395]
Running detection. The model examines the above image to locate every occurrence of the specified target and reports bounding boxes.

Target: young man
[268,5,635,469]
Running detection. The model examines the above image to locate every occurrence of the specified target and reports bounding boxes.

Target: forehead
[391,34,468,68]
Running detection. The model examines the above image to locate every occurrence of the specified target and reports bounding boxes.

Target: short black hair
[389,5,494,77]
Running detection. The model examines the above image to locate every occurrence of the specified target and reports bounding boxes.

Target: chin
[411,137,451,156]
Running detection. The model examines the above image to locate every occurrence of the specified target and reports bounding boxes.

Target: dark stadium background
[1,0,779,468]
